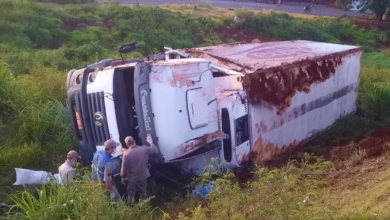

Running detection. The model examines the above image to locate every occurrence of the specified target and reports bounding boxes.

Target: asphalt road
[102,0,368,17]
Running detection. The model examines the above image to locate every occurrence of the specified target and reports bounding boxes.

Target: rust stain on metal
[183,48,248,72]
[251,137,302,164]
[243,50,360,115]
[170,64,201,88]
[151,73,164,84]
[179,130,227,155]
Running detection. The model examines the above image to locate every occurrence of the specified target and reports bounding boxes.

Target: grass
[358,64,390,123]
[4,154,333,219]
[158,154,334,219]
[310,152,390,219]
[0,0,390,219]
[6,181,159,220]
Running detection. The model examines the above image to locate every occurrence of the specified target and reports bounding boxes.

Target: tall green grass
[0,62,14,113]
[7,181,158,220]
[358,50,390,123]
[0,64,74,212]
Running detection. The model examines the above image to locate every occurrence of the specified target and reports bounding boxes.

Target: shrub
[69,26,114,47]
[63,42,110,64]
[11,66,67,111]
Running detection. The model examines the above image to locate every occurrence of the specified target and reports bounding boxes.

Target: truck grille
[87,92,110,146]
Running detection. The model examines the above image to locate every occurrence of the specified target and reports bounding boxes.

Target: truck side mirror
[118,42,140,54]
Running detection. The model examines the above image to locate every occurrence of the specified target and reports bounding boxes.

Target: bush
[69,26,114,47]
[63,42,110,64]
[11,66,67,111]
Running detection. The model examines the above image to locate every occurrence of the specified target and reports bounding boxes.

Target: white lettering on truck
[141,89,152,131]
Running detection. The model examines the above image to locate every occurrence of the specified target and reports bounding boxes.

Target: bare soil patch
[350,15,390,30]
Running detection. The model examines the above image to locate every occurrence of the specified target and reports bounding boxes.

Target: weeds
[346,148,367,168]
[166,154,332,219]
[7,181,158,220]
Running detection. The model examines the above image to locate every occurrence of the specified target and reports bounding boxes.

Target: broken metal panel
[177,130,228,156]
[249,53,362,163]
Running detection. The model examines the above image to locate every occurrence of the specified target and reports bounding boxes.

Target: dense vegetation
[0,0,390,219]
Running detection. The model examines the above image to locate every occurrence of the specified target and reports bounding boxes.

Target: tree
[369,0,390,20]
[358,0,390,20]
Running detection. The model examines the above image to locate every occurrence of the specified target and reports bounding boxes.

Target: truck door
[218,92,251,168]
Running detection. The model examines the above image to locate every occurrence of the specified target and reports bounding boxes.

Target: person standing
[91,139,121,201]
[58,150,81,186]
[121,134,158,204]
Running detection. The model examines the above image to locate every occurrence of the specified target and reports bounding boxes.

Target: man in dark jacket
[120,134,158,204]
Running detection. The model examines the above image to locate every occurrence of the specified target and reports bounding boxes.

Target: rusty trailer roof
[179,40,361,74]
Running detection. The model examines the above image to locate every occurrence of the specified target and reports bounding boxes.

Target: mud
[329,127,390,163]
[243,50,361,114]
[259,127,390,170]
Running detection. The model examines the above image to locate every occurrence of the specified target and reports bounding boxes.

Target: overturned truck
[67,40,362,174]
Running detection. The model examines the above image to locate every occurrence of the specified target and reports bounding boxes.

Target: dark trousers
[127,179,147,203]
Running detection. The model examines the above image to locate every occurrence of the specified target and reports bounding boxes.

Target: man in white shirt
[58,150,81,186]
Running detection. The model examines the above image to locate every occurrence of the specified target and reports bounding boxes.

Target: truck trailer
[66,40,362,174]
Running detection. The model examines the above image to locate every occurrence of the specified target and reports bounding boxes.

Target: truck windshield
[113,67,140,146]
